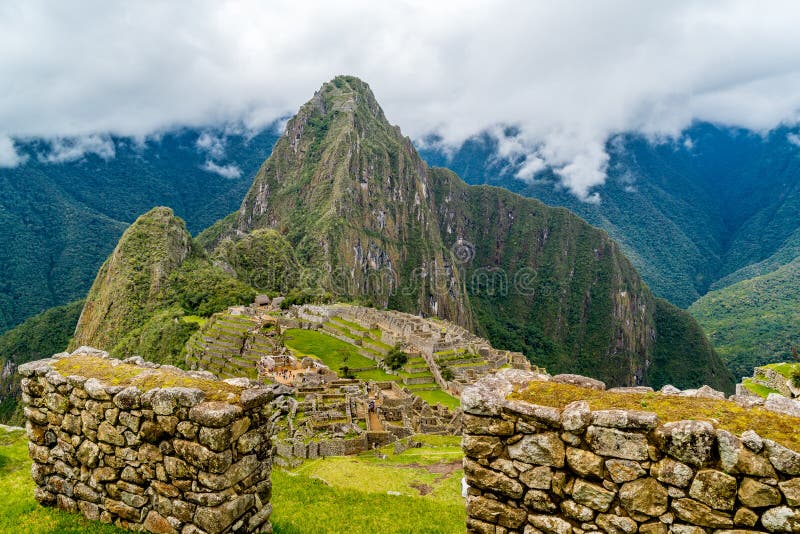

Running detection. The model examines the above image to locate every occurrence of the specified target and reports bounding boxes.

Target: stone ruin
[461,368,800,534]
[271,378,461,466]
[186,300,532,404]
[19,348,276,534]
[738,363,800,403]
[303,304,532,394]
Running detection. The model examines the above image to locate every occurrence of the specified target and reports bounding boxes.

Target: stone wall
[19,350,274,534]
[461,369,800,534]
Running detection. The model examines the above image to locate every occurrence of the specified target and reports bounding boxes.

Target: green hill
[69,207,256,364]
[420,124,800,308]
[0,128,278,335]
[689,255,800,380]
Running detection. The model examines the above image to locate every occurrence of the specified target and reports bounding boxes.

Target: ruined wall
[461,369,800,534]
[19,351,274,534]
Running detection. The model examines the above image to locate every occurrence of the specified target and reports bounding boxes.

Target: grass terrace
[763,361,800,379]
[742,378,781,398]
[283,328,398,382]
[411,388,460,410]
[329,316,369,333]
[273,435,464,533]
[510,380,800,450]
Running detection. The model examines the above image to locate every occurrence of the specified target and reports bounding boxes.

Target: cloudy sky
[2,0,800,199]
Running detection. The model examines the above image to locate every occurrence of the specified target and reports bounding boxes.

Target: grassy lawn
[0,427,126,534]
[283,328,376,370]
[284,329,400,382]
[353,368,401,382]
[273,437,465,533]
[412,389,460,410]
[764,362,800,379]
[742,377,782,398]
[1,427,464,534]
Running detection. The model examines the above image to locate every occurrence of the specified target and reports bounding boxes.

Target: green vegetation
[429,168,731,391]
[113,307,200,367]
[383,344,409,370]
[689,255,800,379]
[166,258,256,317]
[69,207,257,363]
[0,300,84,424]
[411,388,460,409]
[214,229,298,293]
[421,123,800,310]
[440,365,454,381]
[511,380,800,450]
[273,436,464,533]
[650,298,735,393]
[0,128,278,335]
[280,289,333,309]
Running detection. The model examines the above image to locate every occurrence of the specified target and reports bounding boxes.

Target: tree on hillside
[384,344,409,370]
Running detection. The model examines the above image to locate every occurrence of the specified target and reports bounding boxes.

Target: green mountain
[0,128,278,334]
[0,300,84,423]
[689,254,800,380]
[69,207,255,364]
[199,75,732,391]
[420,124,800,308]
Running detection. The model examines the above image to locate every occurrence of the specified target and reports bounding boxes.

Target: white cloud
[201,160,242,179]
[515,156,546,182]
[40,135,116,163]
[0,135,27,167]
[788,133,800,147]
[2,1,800,198]
[196,132,226,159]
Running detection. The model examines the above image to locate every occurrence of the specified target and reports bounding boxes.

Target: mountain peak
[315,75,384,117]
[70,207,193,351]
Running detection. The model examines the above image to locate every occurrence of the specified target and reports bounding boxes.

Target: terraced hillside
[185,310,281,379]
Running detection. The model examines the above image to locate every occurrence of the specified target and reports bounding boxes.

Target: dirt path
[368,410,383,431]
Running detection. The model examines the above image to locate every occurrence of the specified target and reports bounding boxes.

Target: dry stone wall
[19,349,274,534]
[461,369,800,534]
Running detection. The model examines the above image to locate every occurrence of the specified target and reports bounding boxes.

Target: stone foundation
[19,349,274,534]
[461,369,800,534]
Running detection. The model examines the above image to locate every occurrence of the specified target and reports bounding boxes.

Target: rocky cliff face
[215,75,732,390]
[235,76,471,325]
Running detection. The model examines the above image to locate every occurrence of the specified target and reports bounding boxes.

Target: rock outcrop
[18,349,274,534]
[462,369,800,533]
